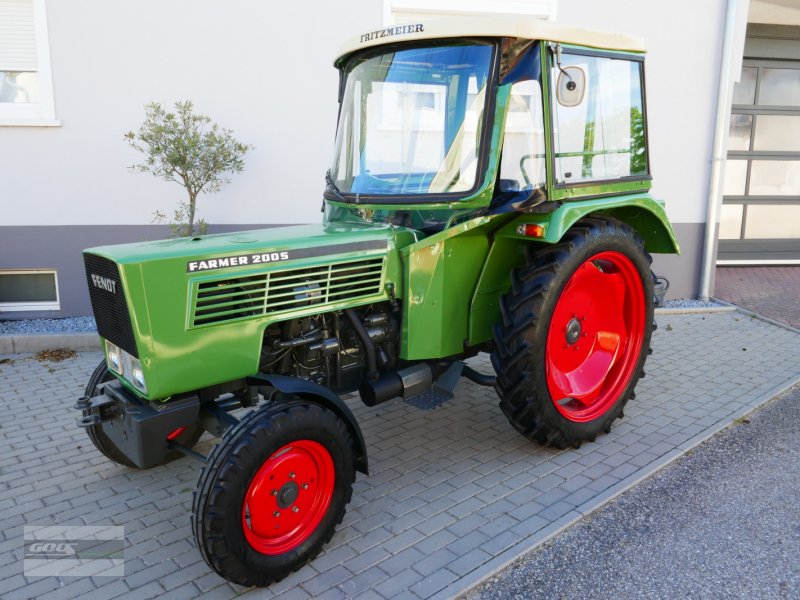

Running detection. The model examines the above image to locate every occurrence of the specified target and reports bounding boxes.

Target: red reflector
[518,224,544,238]
[166,426,186,441]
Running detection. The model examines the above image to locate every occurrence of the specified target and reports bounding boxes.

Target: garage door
[718,59,800,262]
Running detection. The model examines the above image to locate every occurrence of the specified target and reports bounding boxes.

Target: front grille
[191,257,385,327]
[83,253,138,357]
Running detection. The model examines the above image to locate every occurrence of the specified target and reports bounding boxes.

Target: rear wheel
[82,360,203,467]
[491,217,654,448]
[192,397,355,587]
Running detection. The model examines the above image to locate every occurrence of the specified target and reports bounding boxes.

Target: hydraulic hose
[344,309,379,382]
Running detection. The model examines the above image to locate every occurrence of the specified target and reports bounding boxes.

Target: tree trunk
[188,193,197,236]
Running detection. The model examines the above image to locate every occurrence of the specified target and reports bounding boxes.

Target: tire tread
[490,216,654,448]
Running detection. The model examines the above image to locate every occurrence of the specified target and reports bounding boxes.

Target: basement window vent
[0,269,59,311]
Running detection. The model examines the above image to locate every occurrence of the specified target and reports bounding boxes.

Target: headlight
[106,342,122,374]
[105,341,147,394]
[129,358,147,393]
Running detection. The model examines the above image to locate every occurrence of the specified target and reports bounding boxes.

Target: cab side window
[499,79,546,192]
[552,53,647,184]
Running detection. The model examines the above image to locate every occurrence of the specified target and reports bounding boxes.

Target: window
[331,43,493,196]
[0,0,58,125]
[0,270,60,311]
[500,79,546,191]
[551,52,647,184]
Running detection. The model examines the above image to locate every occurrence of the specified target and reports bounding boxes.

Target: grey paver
[313,544,358,573]
[337,566,390,597]
[301,565,352,596]
[373,567,424,599]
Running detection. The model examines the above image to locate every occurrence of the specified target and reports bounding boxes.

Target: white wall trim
[0,0,58,124]
[717,259,800,265]
[0,118,60,126]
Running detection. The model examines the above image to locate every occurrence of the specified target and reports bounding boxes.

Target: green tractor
[76,17,678,586]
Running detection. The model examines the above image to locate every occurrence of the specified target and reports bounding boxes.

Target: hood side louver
[190,257,385,327]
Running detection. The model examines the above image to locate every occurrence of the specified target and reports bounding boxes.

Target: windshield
[331,43,494,198]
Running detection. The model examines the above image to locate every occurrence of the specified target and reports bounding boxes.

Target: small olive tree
[125,101,252,237]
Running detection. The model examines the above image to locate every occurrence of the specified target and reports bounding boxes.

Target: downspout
[699,0,746,300]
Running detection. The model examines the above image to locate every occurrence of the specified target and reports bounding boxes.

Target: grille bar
[83,253,139,357]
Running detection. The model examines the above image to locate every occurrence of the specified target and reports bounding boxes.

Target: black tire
[192,398,355,587]
[83,360,203,468]
[491,216,655,449]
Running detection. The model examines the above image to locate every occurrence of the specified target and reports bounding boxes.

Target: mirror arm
[548,42,575,88]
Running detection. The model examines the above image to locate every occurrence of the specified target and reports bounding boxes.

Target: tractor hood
[85,222,417,267]
[83,222,418,400]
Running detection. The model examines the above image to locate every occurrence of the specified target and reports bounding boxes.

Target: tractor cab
[325,17,654,235]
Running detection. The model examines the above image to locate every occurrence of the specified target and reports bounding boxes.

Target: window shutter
[0,0,38,72]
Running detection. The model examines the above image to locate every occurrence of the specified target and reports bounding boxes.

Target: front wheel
[491,217,655,449]
[192,397,355,587]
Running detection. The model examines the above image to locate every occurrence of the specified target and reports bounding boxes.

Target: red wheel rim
[242,440,334,555]
[545,251,645,423]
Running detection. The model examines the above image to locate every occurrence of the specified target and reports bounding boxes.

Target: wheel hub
[565,317,582,345]
[242,439,334,555]
[276,481,299,508]
[545,251,646,422]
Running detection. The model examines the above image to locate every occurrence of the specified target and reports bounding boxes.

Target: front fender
[495,194,680,254]
[248,373,368,475]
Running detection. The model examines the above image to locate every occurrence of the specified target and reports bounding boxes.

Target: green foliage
[630,106,646,175]
[125,101,252,237]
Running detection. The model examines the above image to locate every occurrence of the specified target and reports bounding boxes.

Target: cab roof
[335,16,646,66]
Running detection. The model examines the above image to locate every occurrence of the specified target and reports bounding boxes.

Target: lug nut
[289,472,296,479]
[271,489,278,496]
[292,507,299,513]
[302,483,308,490]
[273,511,280,517]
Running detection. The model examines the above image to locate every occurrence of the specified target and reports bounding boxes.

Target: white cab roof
[335,16,646,64]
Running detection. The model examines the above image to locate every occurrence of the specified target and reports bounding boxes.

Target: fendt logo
[27,542,77,556]
[90,274,117,294]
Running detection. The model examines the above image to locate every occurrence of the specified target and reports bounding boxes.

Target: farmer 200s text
[77,17,678,586]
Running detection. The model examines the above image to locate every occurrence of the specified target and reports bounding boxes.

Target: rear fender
[468,195,679,345]
[494,195,681,254]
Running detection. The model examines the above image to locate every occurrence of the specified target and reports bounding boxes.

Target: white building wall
[1,0,381,227]
[1,0,728,316]
[560,0,727,225]
[557,0,729,294]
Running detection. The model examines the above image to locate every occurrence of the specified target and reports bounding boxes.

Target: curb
[711,297,800,335]
[0,332,101,354]
[654,305,735,315]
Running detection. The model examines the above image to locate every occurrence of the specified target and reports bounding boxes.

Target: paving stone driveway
[715,266,800,329]
[2,311,800,600]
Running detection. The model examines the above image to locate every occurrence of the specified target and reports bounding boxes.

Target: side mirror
[556,67,586,107]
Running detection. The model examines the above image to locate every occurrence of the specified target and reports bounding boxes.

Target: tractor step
[405,361,464,410]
